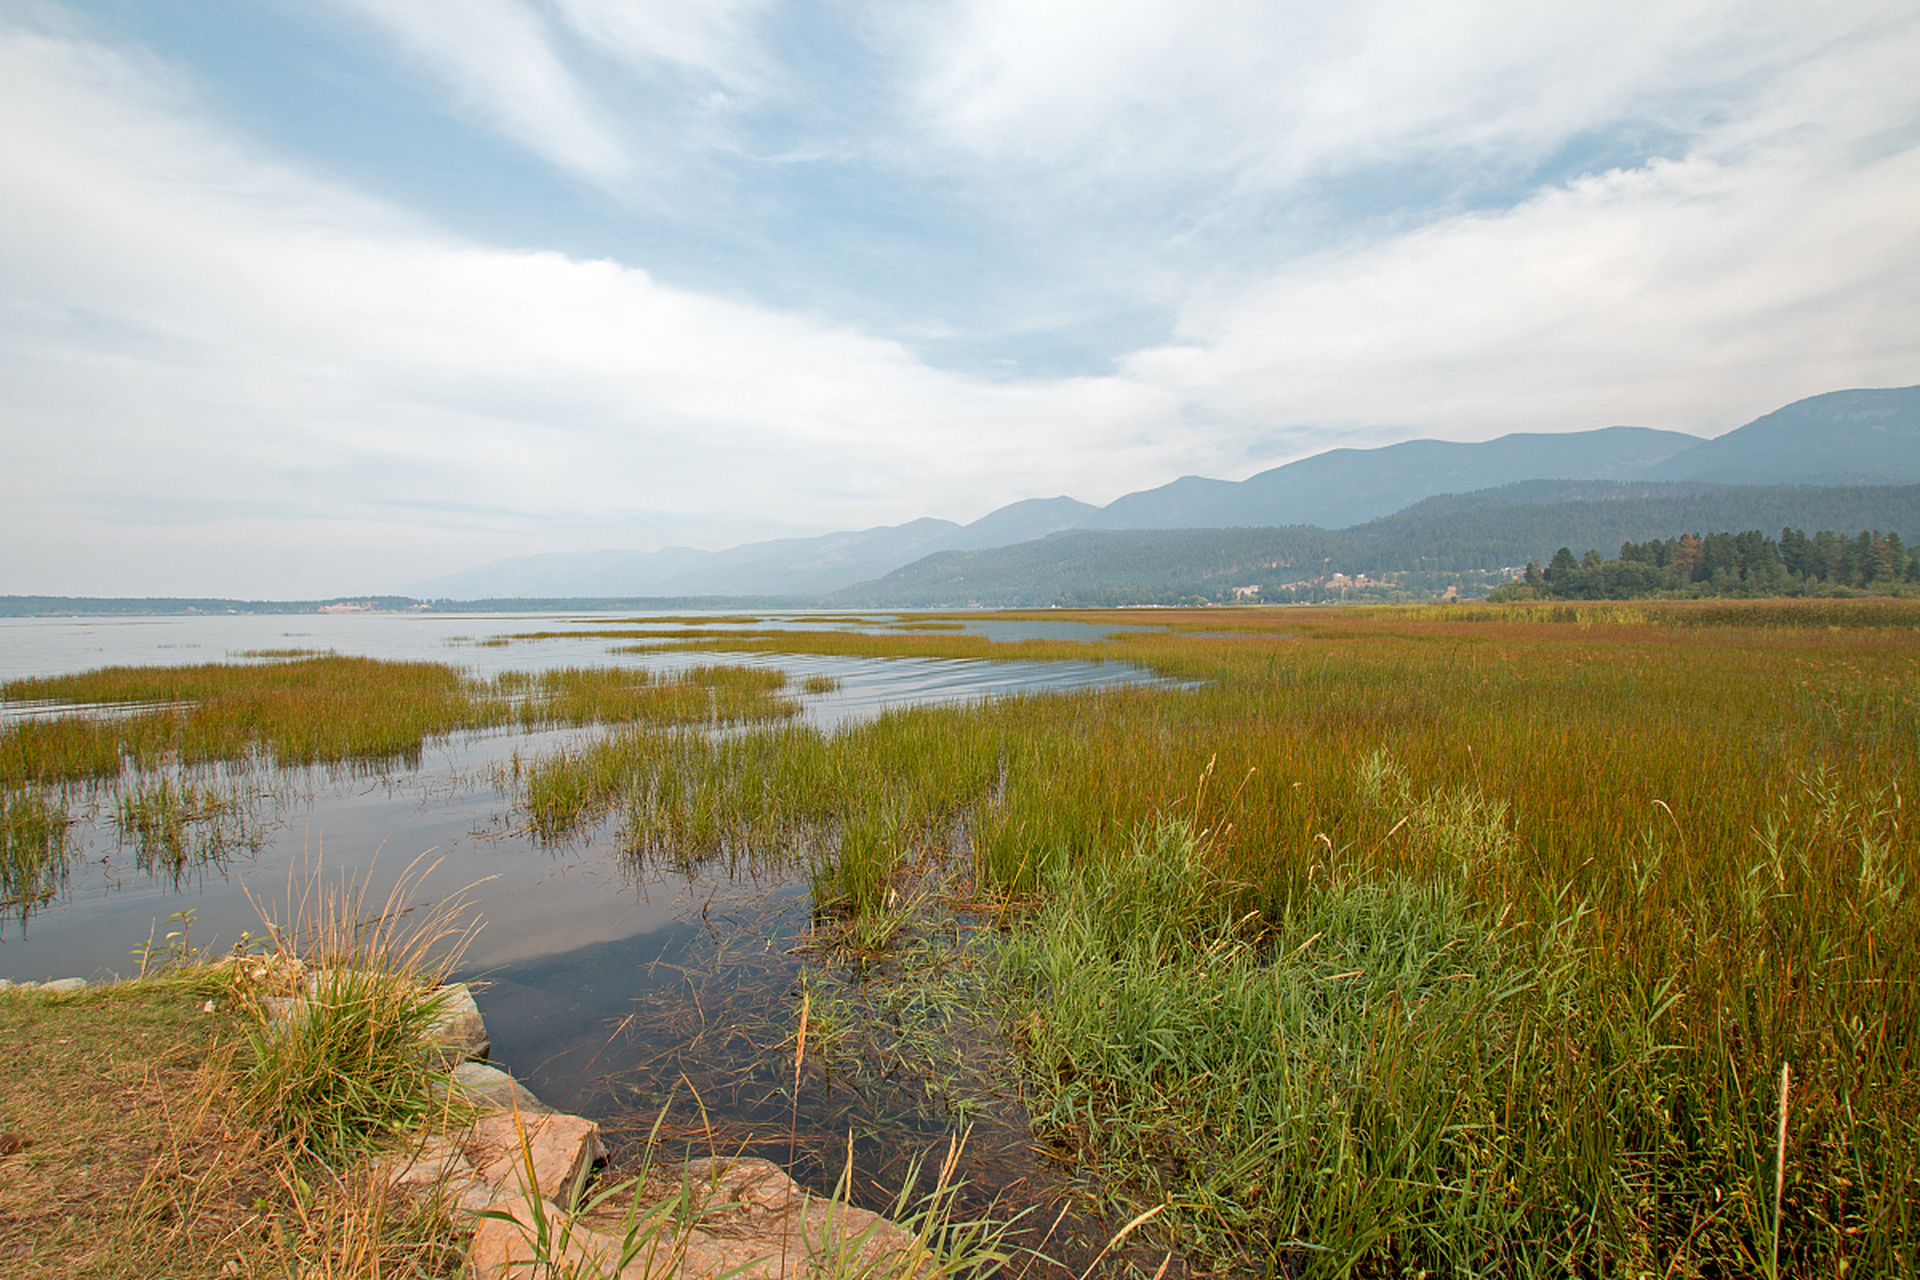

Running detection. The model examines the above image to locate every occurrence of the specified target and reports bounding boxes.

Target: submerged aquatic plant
[0,787,71,919]
[115,775,271,879]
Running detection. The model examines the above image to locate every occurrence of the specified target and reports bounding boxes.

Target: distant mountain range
[832,482,1920,608]
[406,499,1100,600]
[407,384,1920,600]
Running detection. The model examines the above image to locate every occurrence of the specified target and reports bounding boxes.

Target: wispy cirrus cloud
[325,0,631,182]
[549,0,774,91]
[894,0,1912,238]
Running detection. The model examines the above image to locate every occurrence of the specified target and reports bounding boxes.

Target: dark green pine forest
[1493,526,1919,601]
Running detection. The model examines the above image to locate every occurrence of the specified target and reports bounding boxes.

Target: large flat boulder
[355,977,931,1280]
[375,1102,603,1216]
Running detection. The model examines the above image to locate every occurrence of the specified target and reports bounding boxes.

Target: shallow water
[0,608,1159,684]
[0,612,1158,972]
[0,611,1164,1268]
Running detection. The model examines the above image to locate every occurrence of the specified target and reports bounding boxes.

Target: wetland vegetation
[2,601,1916,1276]
[0,656,802,920]
[508,600,1919,1277]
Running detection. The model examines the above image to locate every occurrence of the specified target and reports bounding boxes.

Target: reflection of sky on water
[0,612,1169,981]
[0,609,1165,684]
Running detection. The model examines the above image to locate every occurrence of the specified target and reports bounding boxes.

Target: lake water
[0,610,1164,1261]
[0,608,1160,973]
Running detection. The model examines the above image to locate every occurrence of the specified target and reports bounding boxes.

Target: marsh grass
[496,664,798,729]
[0,658,800,926]
[509,601,1920,1275]
[0,656,802,790]
[1385,596,1920,629]
[992,816,1560,1271]
[606,629,1119,664]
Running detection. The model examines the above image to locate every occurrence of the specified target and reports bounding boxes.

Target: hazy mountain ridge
[406,385,1920,600]
[1649,386,1920,484]
[407,496,1103,599]
[831,483,1920,608]
[1077,426,1708,531]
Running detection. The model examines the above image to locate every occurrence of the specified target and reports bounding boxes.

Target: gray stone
[470,1110,603,1204]
[428,982,490,1061]
[365,996,932,1280]
[452,1061,555,1115]
[40,978,88,993]
[376,1091,603,1222]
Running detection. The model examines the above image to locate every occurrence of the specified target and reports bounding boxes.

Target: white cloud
[900,0,1905,199]
[1126,41,1920,448]
[326,0,631,182]
[0,23,1179,596]
[548,0,772,91]
[3,3,1917,598]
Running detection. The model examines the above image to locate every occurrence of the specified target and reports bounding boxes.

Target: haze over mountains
[407,386,1920,601]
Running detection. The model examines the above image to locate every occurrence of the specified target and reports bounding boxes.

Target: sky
[2,0,1917,598]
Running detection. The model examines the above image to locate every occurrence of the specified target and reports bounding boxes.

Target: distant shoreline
[0,594,819,618]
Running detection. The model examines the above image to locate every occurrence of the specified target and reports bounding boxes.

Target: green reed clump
[995,817,1552,1273]
[1,787,71,918]
[243,967,459,1163]
[239,856,484,1163]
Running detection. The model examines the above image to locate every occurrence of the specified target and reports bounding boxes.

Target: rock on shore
[386,982,931,1280]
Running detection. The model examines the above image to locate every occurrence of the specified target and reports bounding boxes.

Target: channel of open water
[1,611,1172,1268]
